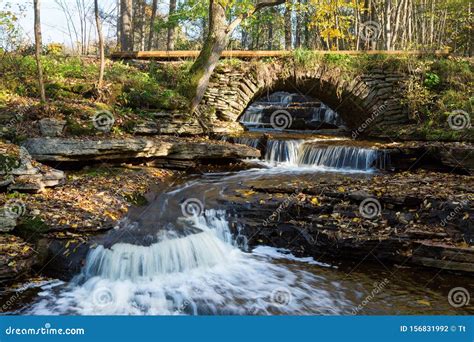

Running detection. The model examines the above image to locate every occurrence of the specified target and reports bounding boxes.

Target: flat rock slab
[23,138,260,165]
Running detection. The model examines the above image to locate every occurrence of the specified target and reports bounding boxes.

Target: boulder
[0,142,65,193]
[38,118,66,137]
[0,210,17,233]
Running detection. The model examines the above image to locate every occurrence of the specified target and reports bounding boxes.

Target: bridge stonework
[200,60,410,133]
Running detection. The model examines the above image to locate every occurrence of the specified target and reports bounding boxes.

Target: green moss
[0,155,20,174]
[16,216,51,240]
[65,117,95,136]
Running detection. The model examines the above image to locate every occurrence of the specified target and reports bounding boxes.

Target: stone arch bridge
[198,60,410,134]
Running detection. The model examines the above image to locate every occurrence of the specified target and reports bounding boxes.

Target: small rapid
[262,140,386,171]
[28,209,347,315]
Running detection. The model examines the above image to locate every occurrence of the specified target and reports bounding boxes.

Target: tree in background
[94,0,105,89]
[120,0,133,51]
[33,0,45,103]
[167,0,177,50]
[148,0,159,50]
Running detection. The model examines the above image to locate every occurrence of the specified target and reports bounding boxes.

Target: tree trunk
[188,0,286,116]
[284,0,292,50]
[267,8,274,50]
[384,0,392,50]
[148,0,159,50]
[295,0,302,48]
[167,0,177,50]
[188,0,285,114]
[33,0,46,103]
[94,0,105,89]
[120,0,133,51]
[188,1,228,114]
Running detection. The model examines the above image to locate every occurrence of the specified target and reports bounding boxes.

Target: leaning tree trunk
[33,0,46,103]
[188,0,286,115]
[188,1,229,114]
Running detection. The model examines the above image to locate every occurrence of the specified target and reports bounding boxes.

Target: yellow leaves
[416,299,431,306]
[337,186,345,193]
[310,197,320,206]
[104,210,118,221]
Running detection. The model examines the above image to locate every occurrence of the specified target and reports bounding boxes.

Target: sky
[13,0,117,45]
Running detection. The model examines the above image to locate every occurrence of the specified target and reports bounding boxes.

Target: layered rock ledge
[22,137,260,169]
[224,170,473,273]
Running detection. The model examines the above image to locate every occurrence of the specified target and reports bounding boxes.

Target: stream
[5,92,473,315]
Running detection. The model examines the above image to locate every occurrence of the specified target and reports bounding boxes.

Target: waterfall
[29,207,342,316]
[264,140,303,164]
[298,145,381,170]
[82,210,235,281]
[239,91,344,129]
[311,104,343,126]
[239,105,264,125]
[83,232,232,281]
[264,140,385,171]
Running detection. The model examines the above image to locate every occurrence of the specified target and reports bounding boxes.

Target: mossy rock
[15,216,51,240]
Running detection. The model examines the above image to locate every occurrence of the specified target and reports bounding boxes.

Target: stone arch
[200,61,409,133]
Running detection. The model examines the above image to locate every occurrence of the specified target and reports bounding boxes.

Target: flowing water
[5,92,472,316]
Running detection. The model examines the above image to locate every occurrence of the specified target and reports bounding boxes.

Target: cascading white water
[239,106,264,125]
[83,232,232,281]
[311,104,343,126]
[82,209,236,282]
[265,140,303,164]
[239,91,345,129]
[264,140,383,171]
[29,209,347,315]
[298,145,380,170]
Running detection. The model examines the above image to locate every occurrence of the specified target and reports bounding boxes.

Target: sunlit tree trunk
[188,0,286,116]
[167,0,177,50]
[148,0,159,50]
[33,0,46,103]
[284,1,293,50]
[120,0,133,51]
[94,0,105,89]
